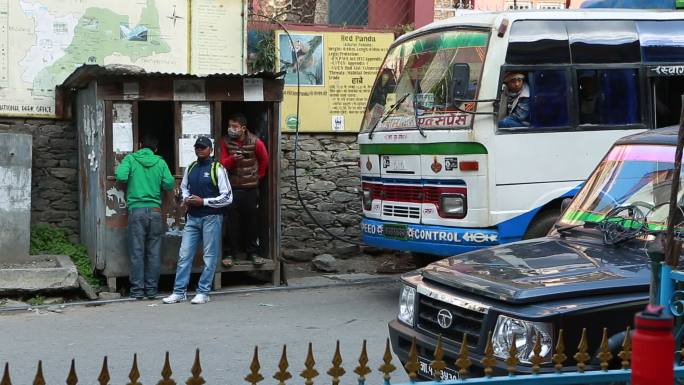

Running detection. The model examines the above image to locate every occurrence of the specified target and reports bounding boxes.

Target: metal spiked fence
[4,327,684,385]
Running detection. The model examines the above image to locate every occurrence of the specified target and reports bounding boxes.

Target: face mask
[227,128,241,138]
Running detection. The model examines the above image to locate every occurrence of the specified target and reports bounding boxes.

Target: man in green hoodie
[115,134,175,299]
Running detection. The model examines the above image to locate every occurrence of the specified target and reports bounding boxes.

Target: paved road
[0,280,410,385]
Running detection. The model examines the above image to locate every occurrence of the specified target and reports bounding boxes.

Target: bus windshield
[360,29,489,134]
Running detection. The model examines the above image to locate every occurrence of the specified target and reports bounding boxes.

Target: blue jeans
[498,116,530,128]
[127,207,163,297]
[172,214,223,295]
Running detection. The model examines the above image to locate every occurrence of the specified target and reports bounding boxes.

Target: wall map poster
[276,30,394,133]
[0,0,244,118]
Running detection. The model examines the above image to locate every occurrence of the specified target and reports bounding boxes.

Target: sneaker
[162,293,186,304]
[191,293,210,304]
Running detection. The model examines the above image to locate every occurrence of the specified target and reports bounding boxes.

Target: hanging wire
[249,13,365,247]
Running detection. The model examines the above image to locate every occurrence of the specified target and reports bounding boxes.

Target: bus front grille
[383,204,420,219]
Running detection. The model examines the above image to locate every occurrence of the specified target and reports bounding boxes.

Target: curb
[0,274,400,313]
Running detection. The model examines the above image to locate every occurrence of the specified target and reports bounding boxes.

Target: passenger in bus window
[498,72,530,128]
[578,73,600,124]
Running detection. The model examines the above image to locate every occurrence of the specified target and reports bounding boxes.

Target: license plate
[418,357,460,381]
[383,223,408,240]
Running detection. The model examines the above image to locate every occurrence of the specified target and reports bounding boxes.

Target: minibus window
[498,69,569,130]
[567,21,640,64]
[637,21,684,63]
[529,70,568,128]
[507,21,569,65]
[577,69,640,126]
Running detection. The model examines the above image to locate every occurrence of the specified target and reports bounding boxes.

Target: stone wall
[280,133,362,261]
[0,119,79,236]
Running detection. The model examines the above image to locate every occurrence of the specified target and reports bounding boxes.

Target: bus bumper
[361,218,499,256]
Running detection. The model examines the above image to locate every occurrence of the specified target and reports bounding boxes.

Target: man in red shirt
[219,113,269,267]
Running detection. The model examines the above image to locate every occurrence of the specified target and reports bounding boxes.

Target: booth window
[497,69,569,130]
[576,69,640,126]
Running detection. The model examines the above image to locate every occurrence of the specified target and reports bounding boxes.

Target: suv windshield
[560,144,683,234]
[360,29,489,133]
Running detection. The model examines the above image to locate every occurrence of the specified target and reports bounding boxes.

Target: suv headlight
[398,285,416,325]
[440,194,466,218]
[492,315,553,364]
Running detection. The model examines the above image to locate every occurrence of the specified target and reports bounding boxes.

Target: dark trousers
[224,188,259,256]
[127,207,163,296]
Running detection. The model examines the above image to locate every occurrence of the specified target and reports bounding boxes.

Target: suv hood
[421,237,651,304]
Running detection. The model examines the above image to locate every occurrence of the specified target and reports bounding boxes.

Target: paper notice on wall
[113,103,133,123]
[181,102,211,136]
[112,123,133,153]
[178,137,214,169]
[243,78,264,101]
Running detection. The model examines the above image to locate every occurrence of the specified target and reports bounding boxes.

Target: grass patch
[30,224,101,288]
[26,295,45,306]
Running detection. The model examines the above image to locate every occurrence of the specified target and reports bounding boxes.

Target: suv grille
[416,294,485,346]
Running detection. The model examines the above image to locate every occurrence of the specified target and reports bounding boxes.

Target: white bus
[359,9,684,256]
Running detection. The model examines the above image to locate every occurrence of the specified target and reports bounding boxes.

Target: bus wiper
[411,93,427,138]
[368,93,410,140]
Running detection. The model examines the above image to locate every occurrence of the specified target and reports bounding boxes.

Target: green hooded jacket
[115,148,175,209]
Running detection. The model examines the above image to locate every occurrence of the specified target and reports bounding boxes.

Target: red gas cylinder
[631,304,674,385]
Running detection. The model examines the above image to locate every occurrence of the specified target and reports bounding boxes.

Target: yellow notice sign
[276,30,394,133]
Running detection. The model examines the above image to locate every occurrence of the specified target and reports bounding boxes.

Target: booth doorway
[219,102,273,267]
[138,101,176,173]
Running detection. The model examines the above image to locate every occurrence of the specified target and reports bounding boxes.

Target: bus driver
[498,72,530,128]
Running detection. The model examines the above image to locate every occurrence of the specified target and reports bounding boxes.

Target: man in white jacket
[163,136,232,305]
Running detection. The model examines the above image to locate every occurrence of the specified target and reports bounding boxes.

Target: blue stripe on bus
[361,218,499,257]
[361,184,582,256]
[361,176,466,186]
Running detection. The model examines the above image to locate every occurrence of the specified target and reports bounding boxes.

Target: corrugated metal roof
[59,64,285,89]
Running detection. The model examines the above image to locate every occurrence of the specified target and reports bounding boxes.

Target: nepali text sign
[276,30,394,133]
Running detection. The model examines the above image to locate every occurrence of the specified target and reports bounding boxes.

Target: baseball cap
[194,136,212,148]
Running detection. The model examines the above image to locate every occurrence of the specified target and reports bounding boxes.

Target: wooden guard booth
[57,64,284,292]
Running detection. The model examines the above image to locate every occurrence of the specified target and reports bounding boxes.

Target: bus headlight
[440,194,466,218]
[491,315,553,364]
[362,189,373,211]
[398,285,416,325]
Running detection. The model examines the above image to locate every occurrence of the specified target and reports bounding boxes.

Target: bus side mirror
[449,63,470,104]
[560,198,572,215]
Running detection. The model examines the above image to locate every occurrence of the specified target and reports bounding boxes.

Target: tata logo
[437,309,453,329]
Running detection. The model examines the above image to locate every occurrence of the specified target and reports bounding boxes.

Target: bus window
[529,70,569,128]
[637,20,684,63]
[653,77,684,128]
[507,21,569,64]
[567,21,640,64]
[576,69,640,126]
[498,69,569,129]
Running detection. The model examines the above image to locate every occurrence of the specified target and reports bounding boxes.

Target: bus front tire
[523,210,559,240]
